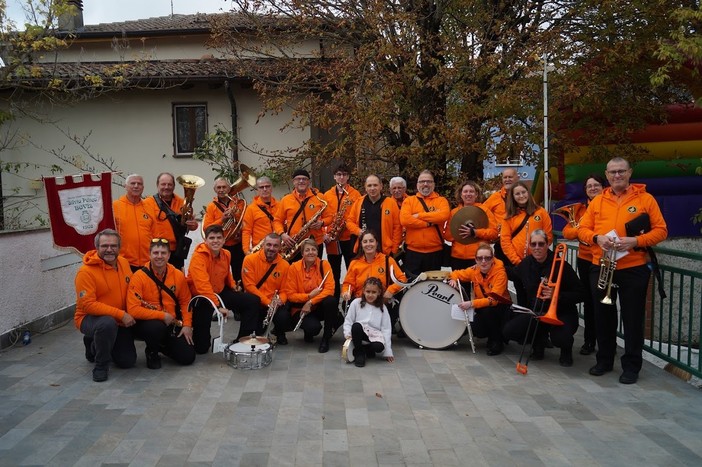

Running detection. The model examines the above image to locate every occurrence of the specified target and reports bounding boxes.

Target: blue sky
[7,0,232,25]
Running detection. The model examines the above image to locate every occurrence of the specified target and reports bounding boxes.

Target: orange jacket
[241,249,290,306]
[112,195,153,267]
[345,195,402,255]
[400,192,450,253]
[483,188,508,225]
[500,207,552,265]
[74,250,132,330]
[273,188,327,244]
[342,253,406,297]
[126,263,192,327]
[281,258,335,314]
[186,242,236,305]
[323,185,362,241]
[561,203,593,262]
[142,194,185,250]
[203,196,246,246]
[444,204,499,260]
[449,259,510,309]
[241,195,278,254]
[578,183,667,269]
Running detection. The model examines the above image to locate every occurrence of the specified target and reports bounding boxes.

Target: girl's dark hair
[505,181,538,218]
[354,229,380,260]
[360,276,385,309]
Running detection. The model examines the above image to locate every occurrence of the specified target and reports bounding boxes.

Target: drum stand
[456,280,476,353]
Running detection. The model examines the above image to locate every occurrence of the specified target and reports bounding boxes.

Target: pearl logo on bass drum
[420,283,455,305]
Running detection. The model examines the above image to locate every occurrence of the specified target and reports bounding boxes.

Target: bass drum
[399,279,465,349]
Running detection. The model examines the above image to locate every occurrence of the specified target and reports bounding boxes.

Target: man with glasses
[202,178,246,282]
[399,170,450,276]
[127,238,195,369]
[578,157,667,384]
[323,164,361,297]
[504,230,584,366]
[113,174,153,272]
[448,243,510,356]
[75,229,137,382]
[242,176,278,255]
[143,172,199,270]
[274,169,326,262]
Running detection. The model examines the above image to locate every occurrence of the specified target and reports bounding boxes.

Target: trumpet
[262,291,280,338]
[597,244,617,305]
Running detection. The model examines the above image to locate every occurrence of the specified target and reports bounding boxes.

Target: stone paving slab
[0,322,701,467]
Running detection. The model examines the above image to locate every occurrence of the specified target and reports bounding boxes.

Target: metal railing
[557,238,702,379]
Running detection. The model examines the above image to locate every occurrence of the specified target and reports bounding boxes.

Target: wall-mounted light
[28,179,43,191]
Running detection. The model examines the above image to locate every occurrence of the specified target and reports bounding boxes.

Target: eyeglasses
[606,169,629,176]
[257,185,272,190]
[529,241,547,247]
[475,256,493,262]
[417,180,434,185]
[151,238,170,245]
[334,172,349,177]
[293,177,309,183]
[98,244,119,250]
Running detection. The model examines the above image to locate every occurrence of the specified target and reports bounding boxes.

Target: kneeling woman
[448,243,510,356]
[279,239,338,353]
[503,230,585,366]
[343,277,394,367]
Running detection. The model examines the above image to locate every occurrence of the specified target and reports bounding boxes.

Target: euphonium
[281,189,328,261]
[177,175,205,225]
[597,245,617,305]
[553,202,585,229]
[221,164,257,242]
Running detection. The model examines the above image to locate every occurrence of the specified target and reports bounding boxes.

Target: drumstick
[457,280,476,354]
[319,271,330,288]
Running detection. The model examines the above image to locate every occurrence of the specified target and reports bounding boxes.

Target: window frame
[172,102,208,157]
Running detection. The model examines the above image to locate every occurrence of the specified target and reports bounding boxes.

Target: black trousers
[274,296,342,339]
[234,292,272,340]
[589,264,650,374]
[224,242,245,282]
[327,239,355,297]
[471,305,508,347]
[403,248,443,277]
[503,310,578,350]
[191,287,241,354]
[168,251,185,270]
[80,315,136,369]
[450,257,476,272]
[132,320,196,365]
[351,322,385,354]
[576,257,597,346]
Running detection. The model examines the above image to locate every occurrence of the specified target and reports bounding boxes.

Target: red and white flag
[44,173,116,254]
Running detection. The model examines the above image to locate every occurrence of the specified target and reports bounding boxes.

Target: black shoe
[146,351,162,370]
[589,364,613,376]
[545,337,554,349]
[84,336,95,363]
[486,342,504,356]
[92,365,108,382]
[579,342,596,355]
[318,339,330,353]
[619,371,638,384]
[276,334,288,346]
[353,349,366,367]
[530,346,545,361]
[365,347,377,359]
[559,347,574,367]
[304,332,314,343]
[397,328,407,338]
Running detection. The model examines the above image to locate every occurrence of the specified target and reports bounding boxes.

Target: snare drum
[399,279,465,349]
[224,342,273,369]
[341,338,355,363]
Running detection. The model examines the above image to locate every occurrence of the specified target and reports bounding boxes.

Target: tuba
[221,164,257,242]
[177,175,205,225]
[553,202,586,229]
[281,189,328,261]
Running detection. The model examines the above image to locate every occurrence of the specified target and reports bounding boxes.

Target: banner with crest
[44,173,115,254]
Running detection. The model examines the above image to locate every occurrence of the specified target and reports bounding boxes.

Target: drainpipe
[225,80,239,163]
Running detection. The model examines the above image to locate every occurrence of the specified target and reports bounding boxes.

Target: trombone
[514,243,566,375]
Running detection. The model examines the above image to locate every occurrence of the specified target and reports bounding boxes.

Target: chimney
[58,0,84,31]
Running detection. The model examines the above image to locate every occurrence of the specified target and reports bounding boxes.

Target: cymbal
[449,206,488,245]
[239,336,270,346]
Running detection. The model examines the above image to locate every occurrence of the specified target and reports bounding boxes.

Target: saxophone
[326,187,354,242]
[281,189,328,261]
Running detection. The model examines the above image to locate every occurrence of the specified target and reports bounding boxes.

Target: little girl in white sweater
[343,277,394,367]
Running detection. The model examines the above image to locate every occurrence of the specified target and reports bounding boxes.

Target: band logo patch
[143,214,150,220]
[170,286,176,292]
[384,209,390,215]
[534,215,541,221]
[79,290,86,298]
[308,203,315,210]
[628,206,637,213]
[378,267,385,274]
[273,272,281,278]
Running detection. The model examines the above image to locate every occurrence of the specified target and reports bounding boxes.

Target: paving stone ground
[1,320,700,467]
